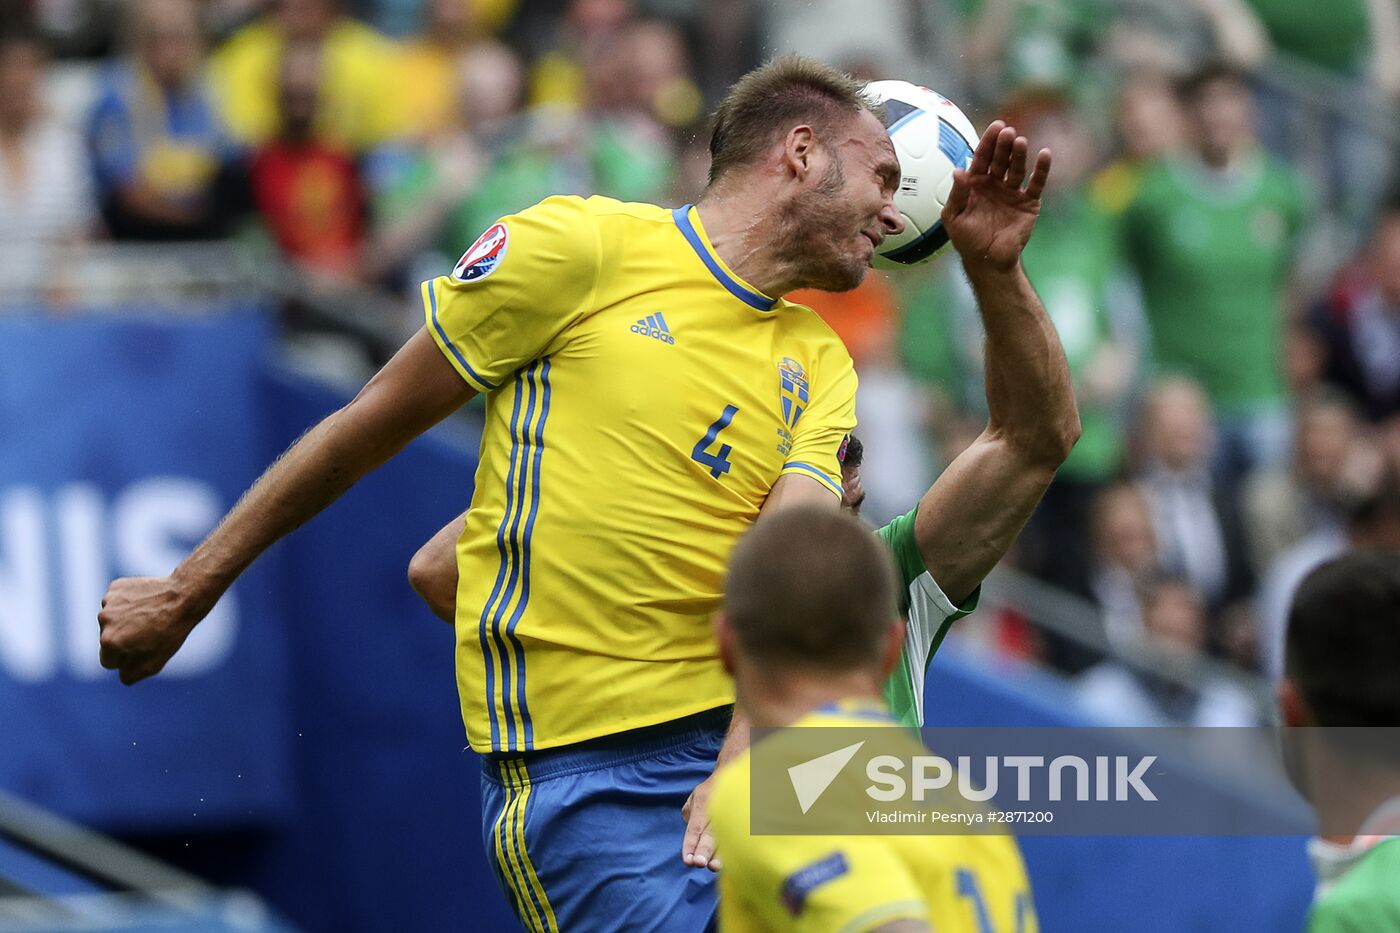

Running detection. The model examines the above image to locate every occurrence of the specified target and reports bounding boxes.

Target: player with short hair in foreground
[710,507,1038,932]
[99,54,1055,931]
[1280,550,1400,931]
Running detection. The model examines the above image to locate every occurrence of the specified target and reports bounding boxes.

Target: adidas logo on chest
[630,313,676,345]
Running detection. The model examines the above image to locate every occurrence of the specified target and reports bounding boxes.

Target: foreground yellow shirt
[423,196,856,753]
[711,699,1037,933]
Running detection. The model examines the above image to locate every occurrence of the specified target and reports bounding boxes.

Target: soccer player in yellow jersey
[405,119,1078,921]
[96,54,1055,932]
[710,507,1038,933]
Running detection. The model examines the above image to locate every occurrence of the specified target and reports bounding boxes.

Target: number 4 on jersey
[691,405,739,479]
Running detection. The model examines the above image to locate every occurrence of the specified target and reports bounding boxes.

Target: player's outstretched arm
[408,511,468,623]
[98,329,477,684]
[916,121,1080,604]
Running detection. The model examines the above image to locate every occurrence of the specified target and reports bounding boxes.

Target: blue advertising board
[0,311,292,830]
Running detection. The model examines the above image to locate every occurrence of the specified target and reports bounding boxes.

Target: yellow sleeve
[422,196,601,392]
[711,764,925,933]
[779,341,857,498]
[724,837,927,932]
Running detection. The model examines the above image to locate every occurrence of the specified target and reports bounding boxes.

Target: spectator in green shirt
[1118,64,1309,484]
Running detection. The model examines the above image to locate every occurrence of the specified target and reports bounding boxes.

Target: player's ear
[1277,676,1313,728]
[782,125,816,181]
[878,617,905,679]
[714,613,738,677]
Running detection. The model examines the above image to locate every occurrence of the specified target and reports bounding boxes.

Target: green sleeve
[875,506,982,620]
[876,506,981,727]
[875,507,928,600]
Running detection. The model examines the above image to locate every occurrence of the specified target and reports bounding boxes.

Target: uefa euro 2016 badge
[778,357,810,431]
[452,222,509,282]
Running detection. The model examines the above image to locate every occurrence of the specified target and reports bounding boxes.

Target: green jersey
[875,507,979,727]
[1309,837,1400,932]
[1120,152,1307,411]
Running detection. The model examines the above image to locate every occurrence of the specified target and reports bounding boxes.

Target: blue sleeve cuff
[782,461,842,496]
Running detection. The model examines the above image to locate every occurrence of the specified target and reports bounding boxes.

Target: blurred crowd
[0,0,743,307]
[4,0,1400,725]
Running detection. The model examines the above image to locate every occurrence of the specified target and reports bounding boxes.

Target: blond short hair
[707,54,880,186]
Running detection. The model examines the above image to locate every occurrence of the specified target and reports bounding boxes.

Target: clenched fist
[98,575,208,685]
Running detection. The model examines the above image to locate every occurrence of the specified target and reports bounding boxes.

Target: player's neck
[1304,753,1400,844]
[1316,784,1400,845]
[740,671,885,729]
[694,194,802,298]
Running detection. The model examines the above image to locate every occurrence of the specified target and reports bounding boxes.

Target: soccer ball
[864,80,980,268]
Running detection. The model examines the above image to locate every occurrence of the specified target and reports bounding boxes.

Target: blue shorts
[480,706,730,932]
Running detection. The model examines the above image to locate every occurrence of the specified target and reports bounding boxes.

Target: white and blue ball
[864,80,980,268]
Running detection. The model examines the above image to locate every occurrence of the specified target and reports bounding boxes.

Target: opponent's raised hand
[942,120,1052,273]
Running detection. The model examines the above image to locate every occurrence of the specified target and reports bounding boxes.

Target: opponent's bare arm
[99,329,477,683]
[916,121,1079,605]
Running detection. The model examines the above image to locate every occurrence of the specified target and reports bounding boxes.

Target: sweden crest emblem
[778,357,810,430]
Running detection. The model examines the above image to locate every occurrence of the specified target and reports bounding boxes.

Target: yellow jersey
[423,196,857,753]
[710,699,1038,933]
